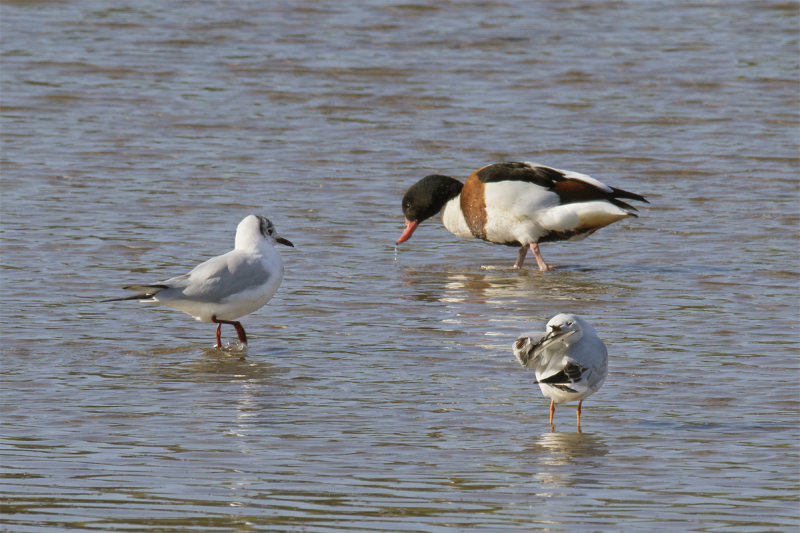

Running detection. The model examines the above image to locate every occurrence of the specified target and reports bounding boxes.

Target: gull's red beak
[396,219,418,244]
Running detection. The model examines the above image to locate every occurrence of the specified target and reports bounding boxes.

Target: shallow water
[1,1,798,531]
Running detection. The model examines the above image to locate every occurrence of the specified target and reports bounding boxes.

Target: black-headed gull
[512,313,608,430]
[397,161,648,270]
[108,214,293,348]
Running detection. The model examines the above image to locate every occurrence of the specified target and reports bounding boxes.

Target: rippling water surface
[2,1,798,531]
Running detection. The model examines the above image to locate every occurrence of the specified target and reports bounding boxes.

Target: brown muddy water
[1,1,798,531]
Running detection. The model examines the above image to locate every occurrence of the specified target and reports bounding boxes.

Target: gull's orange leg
[576,400,583,431]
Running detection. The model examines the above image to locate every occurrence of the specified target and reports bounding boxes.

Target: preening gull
[513,313,608,430]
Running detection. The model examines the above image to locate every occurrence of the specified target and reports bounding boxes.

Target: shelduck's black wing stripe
[475,162,563,188]
[610,186,649,204]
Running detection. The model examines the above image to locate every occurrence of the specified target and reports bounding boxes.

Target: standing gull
[107,214,293,348]
[512,313,608,431]
[397,161,648,270]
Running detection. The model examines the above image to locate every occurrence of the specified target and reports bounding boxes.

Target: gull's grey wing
[532,329,578,357]
[512,332,546,369]
[513,329,578,371]
[104,284,169,302]
[156,252,274,304]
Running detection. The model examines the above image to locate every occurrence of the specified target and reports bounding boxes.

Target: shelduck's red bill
[396,219,419,244]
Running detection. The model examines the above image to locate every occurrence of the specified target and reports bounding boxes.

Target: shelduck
[397,161,648,270]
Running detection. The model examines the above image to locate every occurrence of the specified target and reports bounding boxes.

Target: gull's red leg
[231,321,247,345]
[211,315,247,347]
[214,321,223,348]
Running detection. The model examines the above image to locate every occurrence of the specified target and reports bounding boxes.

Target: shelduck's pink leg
[513,246,527,269]
[530,243,554,271]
